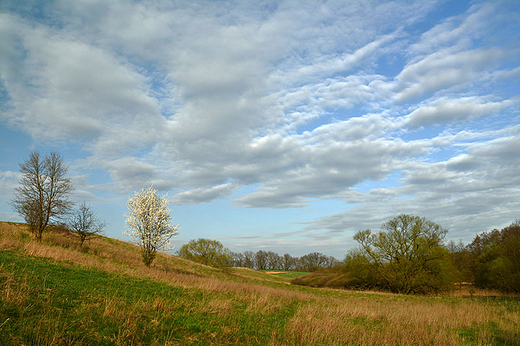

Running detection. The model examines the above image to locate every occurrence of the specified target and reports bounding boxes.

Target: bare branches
[11,152,74,242]
[68,202,105,247]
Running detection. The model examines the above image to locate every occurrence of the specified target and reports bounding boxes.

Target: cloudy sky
[1,0,519,259]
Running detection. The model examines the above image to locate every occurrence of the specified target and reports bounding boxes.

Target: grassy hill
[1,222,519,345]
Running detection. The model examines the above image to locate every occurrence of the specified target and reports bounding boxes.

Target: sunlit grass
[1,222,519,345]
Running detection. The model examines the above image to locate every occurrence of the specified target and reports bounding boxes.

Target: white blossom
[124,186,179,266]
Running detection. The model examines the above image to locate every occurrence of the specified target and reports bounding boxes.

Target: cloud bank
[0,0,519,256]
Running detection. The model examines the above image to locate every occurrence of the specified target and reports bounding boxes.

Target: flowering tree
[124,186,179,267]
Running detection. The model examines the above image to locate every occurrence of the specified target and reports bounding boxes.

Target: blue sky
[1,0,519,259]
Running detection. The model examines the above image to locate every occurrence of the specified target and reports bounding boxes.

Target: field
[1,222,519,345]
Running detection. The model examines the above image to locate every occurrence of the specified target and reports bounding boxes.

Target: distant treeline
[178,214,519,295]
[230,250,340,272]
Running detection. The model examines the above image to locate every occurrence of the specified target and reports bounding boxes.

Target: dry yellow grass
[278,296,520,345]
[1,222,519,345]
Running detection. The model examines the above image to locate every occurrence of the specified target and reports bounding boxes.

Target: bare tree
[231,252,245,267]
[281,253,296,271]
[266,251,282,270]
[243,251,255,269]
[68,202,105,247]
[11,152,74,242]
[124,186,179,267]
[255,250,268,270]
[298,252,328,272]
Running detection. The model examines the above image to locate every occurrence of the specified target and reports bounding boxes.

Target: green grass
[1,222,519,345]
[0,250,301,345]
[261,270,310,279]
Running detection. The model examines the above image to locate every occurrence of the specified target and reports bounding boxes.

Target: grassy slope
[1,222,519,345]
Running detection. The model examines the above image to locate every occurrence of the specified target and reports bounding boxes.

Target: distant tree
[68,202,105,247]
[323,255,340,269]
[353,214,456,294]
[124,186,179,267]
[243,251,255,269]
[299,252,329,272]
[255,250,268,270]
[11,152,74,242]
[281,253,296,271]
[446,239,473,285]
[178,238,232,267]
[266,251,282,270]
[231,251,245,267]
[498,219,520,292]
[466,229,502,289]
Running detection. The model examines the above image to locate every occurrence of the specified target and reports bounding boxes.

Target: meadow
[1,222,519,345]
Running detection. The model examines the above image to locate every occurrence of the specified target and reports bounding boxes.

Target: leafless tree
[68,202,105,247]
[281,253,296,271]
[298,252,328,272]
[255,250,268,270]
[266,251,282,270]
[12,152,74,242]
[243,251,255,269]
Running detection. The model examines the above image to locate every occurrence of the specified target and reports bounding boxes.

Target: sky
[0,0,519,259]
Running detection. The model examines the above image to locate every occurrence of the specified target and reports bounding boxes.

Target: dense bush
[178,238,233,268]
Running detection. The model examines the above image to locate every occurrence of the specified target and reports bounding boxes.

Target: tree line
[175,238,340,271]
[10,152,519,295]
[230,250,339,272]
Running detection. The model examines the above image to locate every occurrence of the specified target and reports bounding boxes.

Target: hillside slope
[1,222,519,345]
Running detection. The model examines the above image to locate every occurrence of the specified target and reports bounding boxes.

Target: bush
[178,238,232,268]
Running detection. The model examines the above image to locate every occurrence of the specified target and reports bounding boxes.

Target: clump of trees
[449,219,520,293]
[11,152,107,247]
[125,186,179,267]
[178,238,232,267]
[11,152,74,242]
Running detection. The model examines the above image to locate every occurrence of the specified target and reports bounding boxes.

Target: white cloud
[0,13,160,143]
[172,183,236,205]
[236,136,427,208]
[409,3,494,55]
[404,96,513,128]
[394,47,504,102]
[1,1,519,256]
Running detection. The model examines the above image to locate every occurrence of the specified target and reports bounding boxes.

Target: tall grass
[1,222,519,345]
